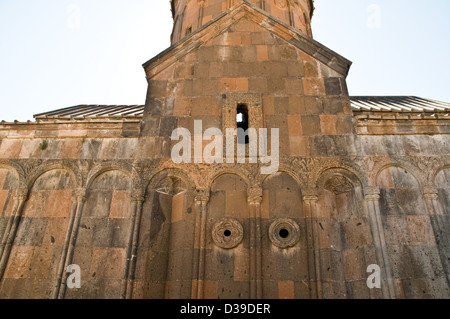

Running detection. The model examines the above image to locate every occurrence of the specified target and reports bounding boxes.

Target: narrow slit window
[236,104,249,144]
[185,26,192,36]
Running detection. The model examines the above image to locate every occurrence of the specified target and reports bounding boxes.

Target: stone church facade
[0,0,449,299]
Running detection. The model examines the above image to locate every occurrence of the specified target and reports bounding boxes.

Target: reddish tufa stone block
[45,190,73,218]
[256,45,269,61]
[278,281,295,299]
[60,139,83,159]
[320,114,337,135]
[109,190,131,219]
[0,139,23,159]
[302,78,326,96]
[218,78,249,92]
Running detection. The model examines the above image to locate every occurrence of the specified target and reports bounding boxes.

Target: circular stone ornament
[212,218,244,249]
[269,218,301,248]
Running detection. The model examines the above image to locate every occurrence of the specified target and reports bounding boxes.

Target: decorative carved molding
[155,176,188,195]
[324,175,353,195]
[85,159,137,189]
[4,155,447,210]
[363,156,391,186]
[410,156,443,185]
[24,159,81,189]
[292,156,340,187]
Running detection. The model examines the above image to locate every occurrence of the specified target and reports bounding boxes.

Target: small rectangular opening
[236,104,249,144]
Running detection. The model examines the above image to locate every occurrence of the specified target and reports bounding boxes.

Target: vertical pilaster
[53,191,80,299]
[0,188,28,281]
[123,188,146,299]
[302,188,321,299]
[288,1,294,26]
[57,188,86,299]
[198,0,205,28]
[191,188,210,299]
[364,186,395,299]
[423,186,450,286]
[248,187,263,299]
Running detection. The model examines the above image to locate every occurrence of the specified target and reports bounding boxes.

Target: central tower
[139,0,354,299]
[170,0,314,43]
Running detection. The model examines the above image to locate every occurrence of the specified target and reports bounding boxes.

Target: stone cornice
[0,119,141,138]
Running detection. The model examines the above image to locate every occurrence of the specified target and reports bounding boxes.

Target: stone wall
[0,1,448,299]
[170,0,313,44]
[0,125,449,298]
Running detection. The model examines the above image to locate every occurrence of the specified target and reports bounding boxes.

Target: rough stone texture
[170,0,314,44]
[0,1,448,299]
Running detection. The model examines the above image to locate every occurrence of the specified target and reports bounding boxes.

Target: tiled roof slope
[32,96,450,120]
[33,104,145,119]
[351,96,450,112]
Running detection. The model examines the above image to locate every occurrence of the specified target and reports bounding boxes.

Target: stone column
[0,188,28,281]
[123,188,146,299]
[57,188,86,299]
[191,188,210,299]
[302,188,321,299]
[53,189,82,299]
[364,186,395,299]
[248,187,263,299]
[0,188,28,264]
[423,185,450,286]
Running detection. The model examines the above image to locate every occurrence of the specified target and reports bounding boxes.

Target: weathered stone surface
[0,0,448,300]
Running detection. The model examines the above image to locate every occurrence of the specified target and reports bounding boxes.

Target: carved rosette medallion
[212,218,244,249]
[269,218,300,248]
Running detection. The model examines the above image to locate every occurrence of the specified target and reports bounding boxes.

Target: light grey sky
[0,0,449,122]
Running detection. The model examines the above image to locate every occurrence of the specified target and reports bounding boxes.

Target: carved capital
[423,193,439,201]
[247,188,263,204]
[72,188,87,203]
[131,188,146,202]
[194,188,210,203]
[364,186,380,201]
[13,188,29,201]
[423,185,439,196]
[302,188,318,202]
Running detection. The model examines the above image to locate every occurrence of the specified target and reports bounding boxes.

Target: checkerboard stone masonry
[0,1,448,299]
